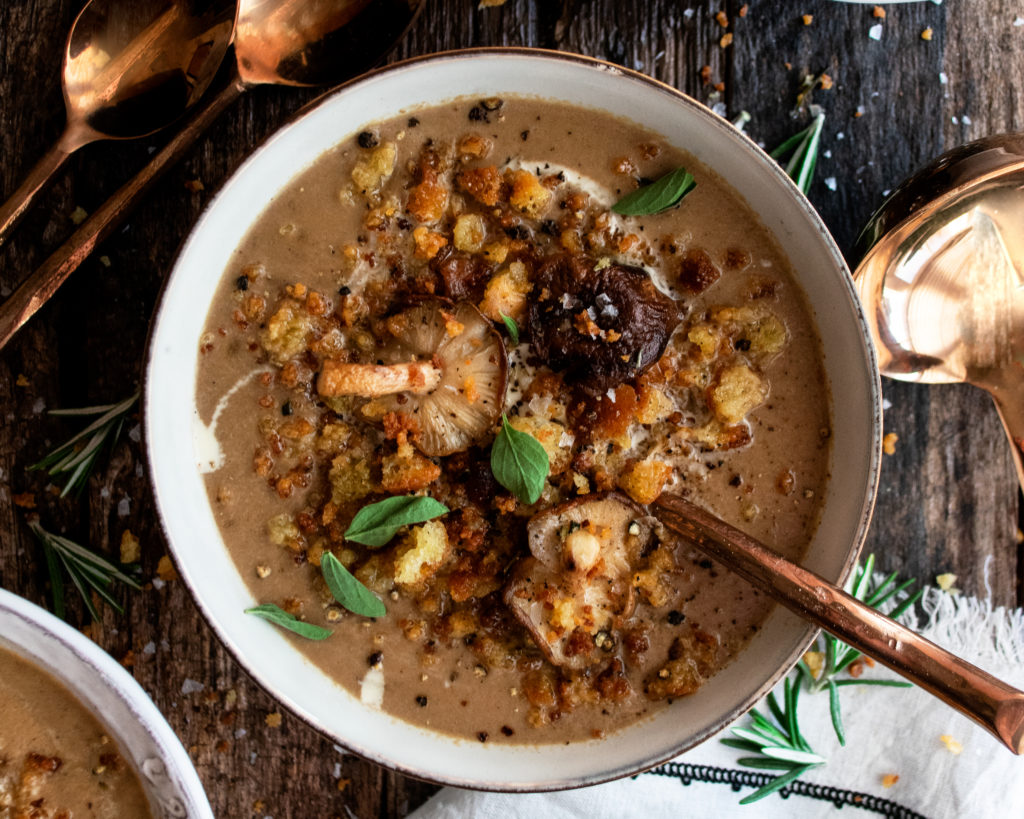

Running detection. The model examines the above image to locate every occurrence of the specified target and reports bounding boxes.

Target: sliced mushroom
[504,492,657,669]
[527,254,681,392]
[317,299,507,457]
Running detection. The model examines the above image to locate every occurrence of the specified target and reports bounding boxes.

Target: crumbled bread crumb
[883,432,899,455]
[873,5,885,18]
[255,564,271,579]
[71,205,88,225]
[719,32,733,47]
[453,213,486,252]
[802,14,813,25]
[506,168,552,217]
[479,261,532,323]
[120,530,141,564]
[802,650,824,679]
[351,142,397,195]
[12,492,36,509]
[936,573,957,592]
[715,10,728,27]
[881,773,899,788]
[940,734,963,754]
[16,374,30,387]
[709,364,766,425]
[921,28,933,41]
[265,712,283,728]
[156,555,179,581]
[394,519,450,589]
[184,178,205,192]
[618,459,673,505]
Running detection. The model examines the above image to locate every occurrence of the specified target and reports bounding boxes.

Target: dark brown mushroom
[317,299,507,456]
[504,492,657,670]
[526,254,681,392]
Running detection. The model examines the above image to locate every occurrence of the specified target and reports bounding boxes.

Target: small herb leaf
[611,167,696,216]
[245,604,332,640]
[490,414,549,504]
[499,313,520,346]
[321,552,386,618]
[344,495,449,547]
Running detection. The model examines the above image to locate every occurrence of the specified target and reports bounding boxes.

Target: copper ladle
[0,0,235,249]
[0,0,425,351]
[654,494,1024,754]
[853,134,1024,491]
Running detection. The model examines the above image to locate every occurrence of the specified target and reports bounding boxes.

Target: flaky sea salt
[824,177,837,191]
[181,678,205,695]
[868,24,883,40]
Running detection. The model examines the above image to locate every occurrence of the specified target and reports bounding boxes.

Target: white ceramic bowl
[0,588,213,817]
[145,49,881,790]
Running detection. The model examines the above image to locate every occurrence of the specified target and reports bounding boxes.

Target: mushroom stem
[318,360,442,398]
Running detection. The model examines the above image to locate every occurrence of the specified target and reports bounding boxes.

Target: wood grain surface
[1,1,1021,816]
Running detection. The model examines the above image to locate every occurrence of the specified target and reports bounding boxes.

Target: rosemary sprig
[798,553,923,745]
[770,110,825,195]
[724,555,922,802]
[28,518,141,621]
[721,676,826,804]
[30,392,139,497]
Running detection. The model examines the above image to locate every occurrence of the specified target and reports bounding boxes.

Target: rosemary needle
[30,391,139,497]
[27,518,141,621]
[770,111,826,196]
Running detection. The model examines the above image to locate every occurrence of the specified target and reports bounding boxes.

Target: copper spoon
[0,0,425,351]
[654,494,1024,754]
[853,135,1024,490]
[0,0,235,249]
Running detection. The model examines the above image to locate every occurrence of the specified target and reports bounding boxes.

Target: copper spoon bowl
[654,494,1024,754]
[853,134,1024,490]
[0,0,235,248]
[0,0,425,351]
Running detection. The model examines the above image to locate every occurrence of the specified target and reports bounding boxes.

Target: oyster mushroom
[504,492,657,669]
[527,255,681,392]
[317,299,507,457]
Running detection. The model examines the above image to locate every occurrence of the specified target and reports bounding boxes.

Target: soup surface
[0,645,153,818]
[196,96,832,743]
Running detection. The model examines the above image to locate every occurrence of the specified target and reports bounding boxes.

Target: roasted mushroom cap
[317,300,507,456]
[504,492,657,669]
[527,255,681,392]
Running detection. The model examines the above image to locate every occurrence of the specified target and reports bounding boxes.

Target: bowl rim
[143,46,882,791]
[0,588,214,818]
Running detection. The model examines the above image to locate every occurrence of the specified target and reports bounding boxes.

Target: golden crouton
[456,165,504,206]
[709,364,766,425]
[393,519,450,589]
[506,168,552,217]
[479,261,532,323]
[508,415,572,475]
[456,133,492,159]
[618,459,673,505]
[381,446,441,493]
[262,298,314,364]
[412,226,448,260]
[350,142,397,196]
[453,213,486,252]
[328,454,373,505]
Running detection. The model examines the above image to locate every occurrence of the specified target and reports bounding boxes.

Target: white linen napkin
[410,573,1024,818]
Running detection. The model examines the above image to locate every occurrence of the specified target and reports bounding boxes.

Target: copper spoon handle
[0,141,75,249]
[0,77,243,351]
[654,493,1024,754]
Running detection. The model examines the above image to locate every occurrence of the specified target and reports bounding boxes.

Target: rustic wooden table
[1,1,1021,816]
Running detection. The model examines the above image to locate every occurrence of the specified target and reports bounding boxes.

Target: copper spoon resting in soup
[853,134,1024,491]
[0,0,235,249]
[654,494,1024,754]
[0,0,426,351]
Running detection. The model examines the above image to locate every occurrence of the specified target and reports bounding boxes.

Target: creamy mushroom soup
[0,646,154,818]
[196,96,832,743]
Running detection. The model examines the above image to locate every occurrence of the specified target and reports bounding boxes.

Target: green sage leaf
[344,495,449,547]
[490,414,549,504]
[245,604,332,640]
[611,167,696,216]
[321,552,386,618]
[499,313,520,346]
